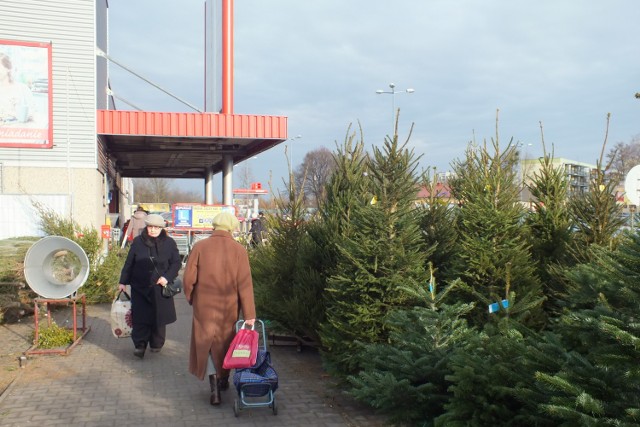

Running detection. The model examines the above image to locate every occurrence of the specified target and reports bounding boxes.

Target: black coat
[118,229,180,327]
[249,218,264,244]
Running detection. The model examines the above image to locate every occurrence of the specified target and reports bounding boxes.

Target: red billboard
[0,39,53,148]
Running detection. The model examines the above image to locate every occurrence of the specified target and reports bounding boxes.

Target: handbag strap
[116,290,131,301]
[148,248,167,288]
[149,248,175,288]
[148,248,163,276]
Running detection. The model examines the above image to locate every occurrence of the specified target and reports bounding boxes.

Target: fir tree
[437,319,561,427]
[320,124,431,376]
[448,132,545,328]
[348,270,475,426]
[568,114,626,262]
[524,130,575,315]
[251,162,324,343]
[418,169,459,283]
[529,232,640,425]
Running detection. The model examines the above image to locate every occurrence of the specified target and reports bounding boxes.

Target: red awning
[97,110,287,179]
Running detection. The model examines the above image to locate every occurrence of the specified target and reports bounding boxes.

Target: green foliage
[417,170,459,283]
[568,163,626,261]
[251,164,326,343]
[33,321,74,348]
[83,248,128,303]
[32,202,122,303]
[348,276,475,426]
[449,136,545,328]
[524,148,575,315]
[437,321,560,427]
[568,115,626,262]
[320,124,431,376]
[34,201,102,268]
[526,233,640,425]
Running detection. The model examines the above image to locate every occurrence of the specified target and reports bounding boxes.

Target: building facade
[0,0,120,238]
[520,157,597,206]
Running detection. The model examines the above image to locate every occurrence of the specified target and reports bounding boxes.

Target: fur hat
[144,214,166,228]
[212,212,239,232]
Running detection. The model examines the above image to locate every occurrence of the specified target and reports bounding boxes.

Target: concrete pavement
[0,293,387,426]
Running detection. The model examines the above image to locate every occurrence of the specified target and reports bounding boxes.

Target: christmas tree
[448,135,545,328]
[348,270,476,425]
[530,232,640,424]
[320,126,431,375]
[524,143,575,315]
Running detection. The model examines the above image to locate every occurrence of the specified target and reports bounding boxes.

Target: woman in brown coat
[183,212,256,406]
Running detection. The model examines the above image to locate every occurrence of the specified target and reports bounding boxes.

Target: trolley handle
[239,321,255,331]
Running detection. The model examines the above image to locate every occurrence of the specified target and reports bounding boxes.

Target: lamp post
[287,134,302,176]
[376,83,414,124]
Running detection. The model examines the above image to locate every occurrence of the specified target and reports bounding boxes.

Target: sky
[107,0,640,200]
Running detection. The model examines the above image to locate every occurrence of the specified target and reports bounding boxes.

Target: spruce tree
[449,135,545,328]
[529,232,640,425]
[320,125,431,376]
[418,169,459,283]
[437,319,561,427]
[524,141,575,315]
[568,114,626,262]
[348,271,476,426]
[251,163,324,343]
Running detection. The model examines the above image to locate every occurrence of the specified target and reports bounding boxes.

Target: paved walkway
[0,293,387,426]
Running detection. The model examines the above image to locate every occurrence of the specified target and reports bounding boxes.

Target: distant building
[520,157,597,206]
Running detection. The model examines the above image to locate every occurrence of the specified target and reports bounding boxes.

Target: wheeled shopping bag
[231,319,278,416]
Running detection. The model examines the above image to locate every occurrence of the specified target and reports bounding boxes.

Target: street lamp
[376,83,414,124]
[287,134,302,176]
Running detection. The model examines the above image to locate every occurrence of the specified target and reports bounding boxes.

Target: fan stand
[25,293,91,356]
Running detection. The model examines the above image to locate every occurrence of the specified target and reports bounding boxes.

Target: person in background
[122,206,148,247]
[183,212,256,406]
[248,211,264,247]
[118,214,181,359]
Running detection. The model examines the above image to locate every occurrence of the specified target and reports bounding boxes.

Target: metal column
[222,154,233,206]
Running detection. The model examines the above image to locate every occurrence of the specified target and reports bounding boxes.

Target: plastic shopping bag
[222,322,259,369]
[110,290,132,338]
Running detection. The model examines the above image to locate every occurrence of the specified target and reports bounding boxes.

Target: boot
[209,374,221,405]
[133,345,146,359]
[218,376,229,391]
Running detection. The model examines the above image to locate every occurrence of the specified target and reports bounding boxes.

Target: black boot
[209,374,221,405]
[133,345,146,359]
[218,376,229,391]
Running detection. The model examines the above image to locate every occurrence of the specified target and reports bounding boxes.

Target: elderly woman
[183,212,256,406]
[118,214,181,359]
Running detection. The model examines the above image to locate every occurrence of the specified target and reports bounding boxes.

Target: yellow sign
[173,204,235,229]
[135,202,170,214]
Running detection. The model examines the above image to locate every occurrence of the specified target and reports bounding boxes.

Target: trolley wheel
[233,399,239,417]
[272,399,278,415]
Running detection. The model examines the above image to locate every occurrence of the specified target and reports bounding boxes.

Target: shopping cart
[232,319,278,416]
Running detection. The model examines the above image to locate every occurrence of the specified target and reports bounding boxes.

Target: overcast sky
[107,0,640,199]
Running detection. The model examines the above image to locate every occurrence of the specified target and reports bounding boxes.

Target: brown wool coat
[183,230,256,380]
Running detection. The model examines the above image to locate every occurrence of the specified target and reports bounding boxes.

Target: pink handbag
[222,323,258,369]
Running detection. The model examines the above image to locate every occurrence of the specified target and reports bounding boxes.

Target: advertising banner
[172,204,235,229]
[0,39,52,148]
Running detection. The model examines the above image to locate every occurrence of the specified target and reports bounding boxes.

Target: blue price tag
[501,299,509,309]
[488,302,500,313]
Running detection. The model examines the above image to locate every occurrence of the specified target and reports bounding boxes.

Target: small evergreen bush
[33,321,74,348]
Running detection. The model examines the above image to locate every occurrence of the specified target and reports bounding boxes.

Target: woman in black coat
[118,214,181,358]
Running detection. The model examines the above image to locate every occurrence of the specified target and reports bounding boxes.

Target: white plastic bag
[110,290,132,338]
